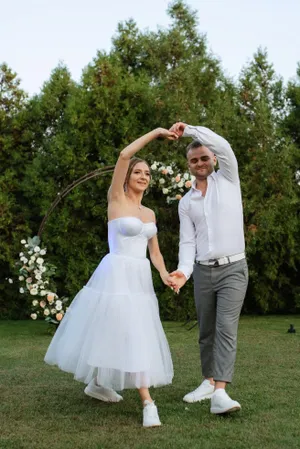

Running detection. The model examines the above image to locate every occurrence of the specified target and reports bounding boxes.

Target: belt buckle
[208,259,219,267]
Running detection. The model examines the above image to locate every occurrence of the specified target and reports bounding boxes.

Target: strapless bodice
[108,216,157,259]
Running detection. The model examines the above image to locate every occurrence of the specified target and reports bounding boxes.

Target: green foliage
[1,2,299,318]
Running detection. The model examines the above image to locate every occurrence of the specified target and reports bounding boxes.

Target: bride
[44,127,178,427]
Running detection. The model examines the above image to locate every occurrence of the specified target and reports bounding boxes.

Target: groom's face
[187,146,216,180]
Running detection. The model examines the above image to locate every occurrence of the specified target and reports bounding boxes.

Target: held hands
[160,270,187,294]
[156,127,179,140]
[168,270,187,293]
[155,123,187,141]
[169,122,187,138]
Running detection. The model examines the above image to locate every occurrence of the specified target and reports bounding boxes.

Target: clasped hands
[160,270,187,294]
[157,122,187,141]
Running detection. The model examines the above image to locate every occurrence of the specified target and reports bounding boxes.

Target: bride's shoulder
[142,207,156,223]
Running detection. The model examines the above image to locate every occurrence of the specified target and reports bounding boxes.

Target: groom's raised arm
[181,124,239,184]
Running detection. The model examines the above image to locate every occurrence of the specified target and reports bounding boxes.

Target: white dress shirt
[178,125,245,279]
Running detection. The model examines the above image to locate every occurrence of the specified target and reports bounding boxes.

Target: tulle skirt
[44,253,174,390]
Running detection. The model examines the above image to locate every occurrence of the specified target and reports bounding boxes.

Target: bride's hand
[160,271,179,290]
[156,127,179,140]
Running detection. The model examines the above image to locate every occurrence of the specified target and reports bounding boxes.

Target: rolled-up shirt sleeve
[177,198,196,280]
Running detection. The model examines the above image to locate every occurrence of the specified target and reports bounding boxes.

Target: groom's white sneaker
[210,389,241,414]
[183,379,215,403]
[84,378,123,402]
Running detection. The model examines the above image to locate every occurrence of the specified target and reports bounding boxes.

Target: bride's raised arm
[108,128,177,202]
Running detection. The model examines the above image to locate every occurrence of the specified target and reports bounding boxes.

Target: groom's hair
[186,140,203,156]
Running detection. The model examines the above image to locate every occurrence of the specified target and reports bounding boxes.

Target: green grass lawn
[1,317,300,449]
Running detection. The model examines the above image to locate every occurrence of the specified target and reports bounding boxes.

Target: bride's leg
[138,387,153,403]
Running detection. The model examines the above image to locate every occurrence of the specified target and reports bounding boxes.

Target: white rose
[19,252,24,257]
[21,239,27,244]
[36,258,44,265]
[30,289,38,295]
[56,304,62,311]
[159,178,165,185]
[30,255,36,261]
[162,188,169,194]
[34,246,41,253]
[32,300,38,306]
[178,181,184,188]
[169,169,174,175]
[22,257,28,264]
[19,287,25,293]
[30,313,37,320]
[55,300,62,307]
[8,278,13,284]
[35,274,42,280]
[184,173,189,180]
[51,308,57,314]
[151,164,157,170]
[19,276,24,281]
[24,244,29,248]
[44,309,50,316]
[40,249,46,256]
[29,260,34,266]
[28,250,33,255]
[40,290,47,296]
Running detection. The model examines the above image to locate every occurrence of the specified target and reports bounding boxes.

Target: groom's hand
[156,127,178,140]
[169,270,188,293]
[169,122,187,138]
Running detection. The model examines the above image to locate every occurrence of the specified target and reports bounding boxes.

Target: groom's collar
[191,172,216,191]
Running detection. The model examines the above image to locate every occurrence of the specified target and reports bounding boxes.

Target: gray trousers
[193,259,248,383]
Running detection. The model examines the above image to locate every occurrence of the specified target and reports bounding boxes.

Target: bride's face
[128,162,151,193]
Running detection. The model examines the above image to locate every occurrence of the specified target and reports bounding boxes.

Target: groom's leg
[193,264,216,379]
[213,260,248,383]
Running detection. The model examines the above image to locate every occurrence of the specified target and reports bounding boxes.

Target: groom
[169,122,248,414]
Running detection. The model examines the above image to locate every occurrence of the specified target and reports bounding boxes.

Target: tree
[235,49,300,312]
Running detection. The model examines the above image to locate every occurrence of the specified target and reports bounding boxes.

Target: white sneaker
[183,379,215,403]
[210,389,241,414]
[84,378,123,402]
[143,400,161,428]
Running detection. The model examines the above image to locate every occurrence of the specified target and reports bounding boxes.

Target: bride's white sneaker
[210,389,241,414]
[84,378,123,402]
[183,379,215,403]
[143,400,161,428]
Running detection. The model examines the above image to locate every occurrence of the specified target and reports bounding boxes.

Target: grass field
[1,317,300,449]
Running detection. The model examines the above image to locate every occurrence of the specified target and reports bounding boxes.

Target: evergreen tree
[236,49,299,312]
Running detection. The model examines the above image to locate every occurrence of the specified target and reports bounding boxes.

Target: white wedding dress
[44,216,174,391]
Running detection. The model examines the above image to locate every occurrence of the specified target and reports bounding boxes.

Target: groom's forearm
[178,202,196,280]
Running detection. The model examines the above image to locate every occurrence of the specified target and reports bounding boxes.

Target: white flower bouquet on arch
[150,161,195,203]
[16,236,69,325]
